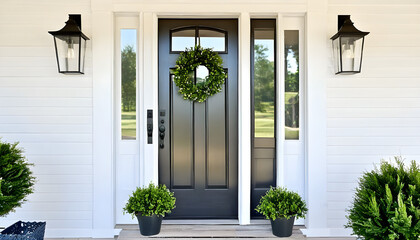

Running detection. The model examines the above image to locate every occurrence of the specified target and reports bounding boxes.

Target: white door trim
[304,0,328,232]
[141,12,159,185]
[92,1,115,237]
[238,12,252,225]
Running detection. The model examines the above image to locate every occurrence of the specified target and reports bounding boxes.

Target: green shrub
[346,157,420,240]
[256,187,307,221]
[123,182,176,218]
[0,141,35,217]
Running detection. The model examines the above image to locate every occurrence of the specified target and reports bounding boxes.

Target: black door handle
[147,110,153,144]
[159,110,166,148]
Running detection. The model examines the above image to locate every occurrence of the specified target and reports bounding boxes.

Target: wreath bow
[172,45,227,102]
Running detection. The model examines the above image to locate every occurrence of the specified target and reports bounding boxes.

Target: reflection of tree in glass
[285,47,299,92]
[285,43,299,129]
[254,44,274,113]
[121,45,136,111]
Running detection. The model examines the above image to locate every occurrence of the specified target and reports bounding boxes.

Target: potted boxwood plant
[256,187,307,238]
[123,183,176,236]
[0,140,45,240]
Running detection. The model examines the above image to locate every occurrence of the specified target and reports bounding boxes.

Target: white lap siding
[0,0,93,237]
[327,0,420,230]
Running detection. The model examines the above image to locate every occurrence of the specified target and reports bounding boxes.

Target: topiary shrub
[346,157,420,240]
[123,183,176,218]
[256,187,307,220]
[0,140,35,217]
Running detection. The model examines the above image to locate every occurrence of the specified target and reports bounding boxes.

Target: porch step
[116,224,305,239]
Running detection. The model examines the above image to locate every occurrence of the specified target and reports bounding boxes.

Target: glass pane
[80,38,87,73]
[254,29,275,138]
[121,29,137,140]
[55,36,81,72]
[172,29,195,51]
[199,29,226,52]
[285,30,299,140]
[340,36,363,72]
[332,38,341,73]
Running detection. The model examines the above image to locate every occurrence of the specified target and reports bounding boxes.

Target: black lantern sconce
[331,15,369,74]
[49,14,90,74]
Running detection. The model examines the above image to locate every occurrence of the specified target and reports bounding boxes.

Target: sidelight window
[120,29,137,140]
[284,30,299,140]
[250,19,277,218]
[252,23,276,138]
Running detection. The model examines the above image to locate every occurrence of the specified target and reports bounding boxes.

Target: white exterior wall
[325,0,420,235]
[0,0,419,238]
[0,0,94,237]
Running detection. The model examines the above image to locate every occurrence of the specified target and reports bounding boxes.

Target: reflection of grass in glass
[122,111,136,139]
[285,127,299,140]
[255,102,274,138]
[285,92,299,140]
[285,92,298,104]
[254,100,299,139]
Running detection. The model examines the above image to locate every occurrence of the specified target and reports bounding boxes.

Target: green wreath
[172,45,227,102]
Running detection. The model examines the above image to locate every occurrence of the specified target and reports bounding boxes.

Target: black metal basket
[0,221,46,240]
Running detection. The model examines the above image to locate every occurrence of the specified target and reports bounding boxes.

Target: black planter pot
[270,216,295,237]
[135,214,163,236]
[0,221,46,240]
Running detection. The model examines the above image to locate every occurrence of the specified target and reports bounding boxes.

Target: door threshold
[162,219,271,225]
[116,220,302,228]
[163,219,239,225]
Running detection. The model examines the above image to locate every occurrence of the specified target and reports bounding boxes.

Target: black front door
[158,19,238,219]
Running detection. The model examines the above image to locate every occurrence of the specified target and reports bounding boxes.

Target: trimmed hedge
[0,141,35,217]
[346,157,420,240]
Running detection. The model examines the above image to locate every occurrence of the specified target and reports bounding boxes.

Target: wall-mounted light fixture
[331,15,369,74]
[49,14,90,74]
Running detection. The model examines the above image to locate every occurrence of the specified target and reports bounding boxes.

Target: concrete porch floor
[115,224,356,240]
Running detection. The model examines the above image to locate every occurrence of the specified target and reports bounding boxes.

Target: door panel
[171,80,194,188]
[207,86,227,188]
[158,19,238,219]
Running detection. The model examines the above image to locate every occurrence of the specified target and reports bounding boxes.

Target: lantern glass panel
[80,37,87,73]
[340,36,364,73]
[54,35,82,73]
[332,38,341,73]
